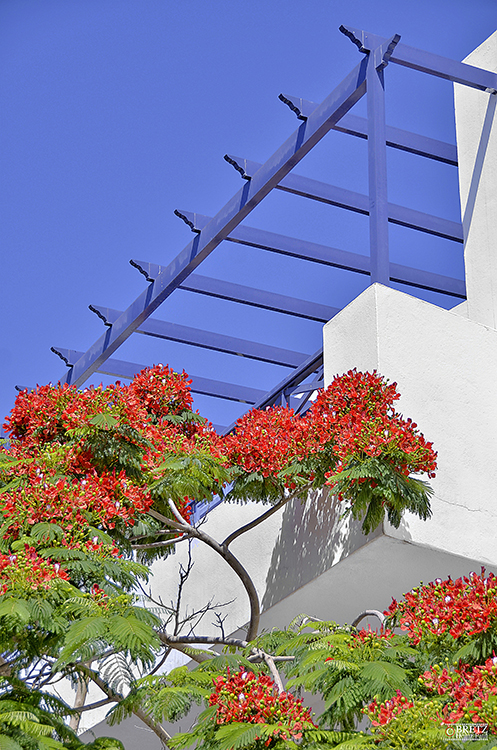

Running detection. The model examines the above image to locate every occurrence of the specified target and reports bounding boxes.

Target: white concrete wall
[454,32,497,328]
[323,283,497,565]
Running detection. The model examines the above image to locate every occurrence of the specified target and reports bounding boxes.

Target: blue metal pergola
[45,26,497,433]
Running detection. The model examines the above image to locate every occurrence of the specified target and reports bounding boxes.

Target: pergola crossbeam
[176,210,465,298]
[224,156,463,243]
[89,306,307,368]
[130,263,340,322]
[279,94,457,165]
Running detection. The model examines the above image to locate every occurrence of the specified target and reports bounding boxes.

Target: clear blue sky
[1,0,495,430]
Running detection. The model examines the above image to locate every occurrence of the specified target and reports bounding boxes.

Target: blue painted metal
[223,349,324,432]
[340,26,497,92]
[175,210,465,298]
[52,348,266,404]
[44,26,495,433]
[224,156,463,243]
[61,58,368,389]
[279,94,458,165]
[366,36,398,284]
[130,263,340,322]
[89,305,308,368]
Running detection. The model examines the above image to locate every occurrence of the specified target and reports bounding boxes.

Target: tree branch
[132,534,188,550]
[188,523,261,640]
[158,632,250,650]
[69,676,89,732]
[222,483,311,548]
[79,665,172,745]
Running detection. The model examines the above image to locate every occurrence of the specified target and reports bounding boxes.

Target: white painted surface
[323,283,497,565]
[454,32,497,328]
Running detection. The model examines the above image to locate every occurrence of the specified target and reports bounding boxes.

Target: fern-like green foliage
[328,457,433,534]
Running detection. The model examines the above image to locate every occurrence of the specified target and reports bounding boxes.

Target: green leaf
[0,598,30,623]
[29,522,64,543]
[0,735,24,750]
[359,660,411,695]
[89,413,119,429]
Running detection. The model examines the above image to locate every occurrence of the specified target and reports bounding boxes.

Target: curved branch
[351,609,386,628]
[158,632,249,649]
[132,534,188,550]
[263,652,285,694]
[189,523,261,641]
[222,482,312,548]
[79,665,172,745]
[148,508,187,532]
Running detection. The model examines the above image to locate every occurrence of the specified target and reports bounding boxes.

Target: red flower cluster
[1,365,202,547]
[224,370,437,488]
[129,364,193,419]
[209,667,315,744]
[422,657,497,730]
[0,545,69,595]
[385,570,497,644]
[307,370,437,479]
[2,462,154,536]
[223,406,309,478]
[352,626,395,645]
[365,690,414,726]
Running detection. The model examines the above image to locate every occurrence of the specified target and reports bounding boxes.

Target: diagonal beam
[225,349,325,433]
[340,25,497,92]
[89,306,308,368]
[52,348,266,404]
[225,155,463,243]
[130,261,340,322]
[176,211,465,298]
[61,58,368,388]
[279,94,458,165]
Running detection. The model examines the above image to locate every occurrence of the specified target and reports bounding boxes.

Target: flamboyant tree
[4,364,489,750]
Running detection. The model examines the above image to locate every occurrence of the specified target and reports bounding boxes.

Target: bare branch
[158,632,250,650]
[80,664,172,745]
[188,524,261,640]
[132,534,188,550]
[148,508,188,532]
[263,652,285,694]
[222,483,311,548]
[72,696,117,713]
[69,677,89,730]
[168,498,191,526]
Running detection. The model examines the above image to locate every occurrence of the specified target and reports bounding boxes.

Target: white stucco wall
[454,32,497,328]
[323,283,497,565]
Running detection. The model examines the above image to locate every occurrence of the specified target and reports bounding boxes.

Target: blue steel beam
[130,261,340,322]
[340,25,497,92]
[61,57,368,388]
[225,156,463,243]
[175,210,465,298]
[89,305,308,368]
[279,94,457,165]
[223,348,324,433]
[52,348,266,404]
[367,37,396,284]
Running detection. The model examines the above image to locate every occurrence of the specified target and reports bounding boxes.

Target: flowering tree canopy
[2,364,482,750]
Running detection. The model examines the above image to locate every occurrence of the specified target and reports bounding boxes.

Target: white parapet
[454,31,497,328]
[323,283,497,567]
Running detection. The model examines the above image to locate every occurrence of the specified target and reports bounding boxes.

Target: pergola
[47,25,497,432]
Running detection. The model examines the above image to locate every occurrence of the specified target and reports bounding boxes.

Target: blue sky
[1,0,496,430]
